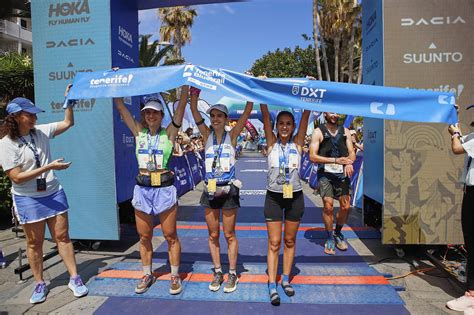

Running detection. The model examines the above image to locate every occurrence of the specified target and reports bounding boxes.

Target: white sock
[215,266,222,274]
[171,265,179,276]
[229,269,237,275]
[143,265,152,275]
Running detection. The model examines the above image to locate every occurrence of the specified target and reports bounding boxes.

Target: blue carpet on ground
[94,297,410,315]
[88,155,406,313]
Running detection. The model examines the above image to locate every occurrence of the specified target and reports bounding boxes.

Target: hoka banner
[67,65,457,124]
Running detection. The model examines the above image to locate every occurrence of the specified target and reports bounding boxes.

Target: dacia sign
[291,84,327,103]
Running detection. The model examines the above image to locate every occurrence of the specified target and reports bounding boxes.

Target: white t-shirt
[461,132,474,186]
[0,123,62,197]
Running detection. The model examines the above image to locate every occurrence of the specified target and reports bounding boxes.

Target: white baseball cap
[206,104,229,116]
[141,100,164,112]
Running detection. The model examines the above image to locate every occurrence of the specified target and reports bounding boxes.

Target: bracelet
[452,132,461,139]
[172,120,181,128]
[196,118,205,126]
[334,157,337,164]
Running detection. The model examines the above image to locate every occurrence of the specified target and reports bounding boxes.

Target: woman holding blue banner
[189,87,253,293]
[0,85,88,304]
[260,104,310,306]
[113,85,189,295]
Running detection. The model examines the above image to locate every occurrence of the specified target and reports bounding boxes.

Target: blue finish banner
[67,65,457,125]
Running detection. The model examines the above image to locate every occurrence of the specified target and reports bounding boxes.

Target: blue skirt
[13,189,69,224]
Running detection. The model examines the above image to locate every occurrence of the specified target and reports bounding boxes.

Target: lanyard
[212,131,226,173]
[19,132,41,168]
[147,128,161,168]
[277,140,290,183]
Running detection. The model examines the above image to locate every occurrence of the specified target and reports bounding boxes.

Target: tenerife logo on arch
[89,74,134,88]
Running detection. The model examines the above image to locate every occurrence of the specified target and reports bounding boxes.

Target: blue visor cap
[6,98,45,115]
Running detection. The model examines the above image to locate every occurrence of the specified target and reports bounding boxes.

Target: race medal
[150,172,161,186]
[282,183,293,199]
[146,161,156,172]
[214,167,224,177]
[207,178,217,193]
[155,150,164,169]
[324,163,343,174]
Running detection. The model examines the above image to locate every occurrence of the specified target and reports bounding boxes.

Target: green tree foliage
[249,46,319,78]
[0,52,34,106]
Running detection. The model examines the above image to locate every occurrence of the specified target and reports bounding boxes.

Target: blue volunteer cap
[6,97,45,115]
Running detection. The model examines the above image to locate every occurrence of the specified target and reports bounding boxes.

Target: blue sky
[138,0,313,73]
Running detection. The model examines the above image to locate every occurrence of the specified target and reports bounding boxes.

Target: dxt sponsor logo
[48,0,91,26]
[401,16,465,27]
[48,62,92,81]
[370,102,395,116]
[89,74,134,88]
[50,98,96,113]
[291,84,326,104]
[46,38,94,49]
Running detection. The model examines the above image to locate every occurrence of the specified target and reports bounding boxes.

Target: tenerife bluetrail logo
[183,65,225,90]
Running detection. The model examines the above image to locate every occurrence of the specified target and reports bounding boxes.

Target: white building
[0,13,32,55]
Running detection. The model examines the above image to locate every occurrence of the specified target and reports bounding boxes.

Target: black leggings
[462,186,474,291]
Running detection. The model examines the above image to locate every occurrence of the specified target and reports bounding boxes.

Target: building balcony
[0,19,32,44]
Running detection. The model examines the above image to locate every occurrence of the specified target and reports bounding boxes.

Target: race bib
[150,172,161,186]
[289,149,298,168]
[282,183,293,199]
[324,163,344,174]
[155,150,164,169]
[220,152,231,172]
[207,178,217,193]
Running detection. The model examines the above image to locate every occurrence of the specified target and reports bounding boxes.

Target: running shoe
[324,238,336,255]
[334,232,348,251]
[209,271,224,291]
[135,274,155,294]
[68,275,88,297]
[446,293,474,311]
[30,282,48,304]
[169,274,183,295]
[224,273,239,293]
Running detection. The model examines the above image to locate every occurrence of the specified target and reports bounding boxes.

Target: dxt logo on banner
[291,84,326,104]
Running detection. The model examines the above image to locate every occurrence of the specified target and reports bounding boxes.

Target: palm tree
[312,0,323,80]
[157,6,197,63]
[139,35,174,67]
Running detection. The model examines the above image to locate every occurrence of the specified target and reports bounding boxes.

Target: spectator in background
[446,105,474,313]
[173,134,184,157]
